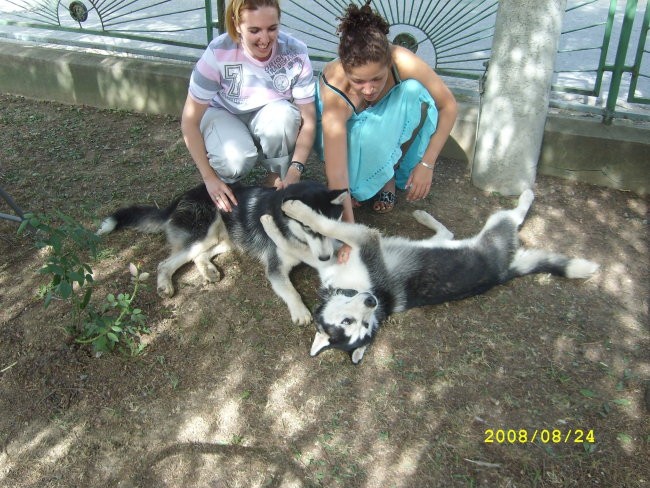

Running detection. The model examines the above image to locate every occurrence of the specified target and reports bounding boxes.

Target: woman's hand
[337,243,353,264]
[205,178,238,212]
[405,162,434,201]
[276,165,302,190]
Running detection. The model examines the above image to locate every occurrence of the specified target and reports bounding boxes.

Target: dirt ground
[0,93,648,487]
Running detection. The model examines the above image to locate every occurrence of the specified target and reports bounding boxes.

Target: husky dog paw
[289,303,312,326]
[260,214,277,234]
[281,199,311,221]
[195,255,222,284]
[157,280,175,298]
[157,263,176,297]
[201,263,222,283]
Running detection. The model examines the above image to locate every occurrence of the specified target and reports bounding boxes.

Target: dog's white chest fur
[319,252,372,291]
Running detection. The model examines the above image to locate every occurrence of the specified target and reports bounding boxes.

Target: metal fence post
[593,0,618,98]
[217,0,226,35]
[205,0,226,43]
[604,0,638,123]
[205,0,214,44]
[627,0,649,103]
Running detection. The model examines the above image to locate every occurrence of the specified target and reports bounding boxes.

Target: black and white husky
[261,189,599,363]
[97,181,346,325]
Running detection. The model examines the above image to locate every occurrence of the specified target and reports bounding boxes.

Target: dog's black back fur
[104,184,217,246]
[221,181,344,258]
[168,185,219,243]
[102,181,343,254]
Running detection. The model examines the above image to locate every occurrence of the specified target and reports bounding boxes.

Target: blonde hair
[225,0,281,42]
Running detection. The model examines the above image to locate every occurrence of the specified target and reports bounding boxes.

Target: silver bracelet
[420,161,435,170]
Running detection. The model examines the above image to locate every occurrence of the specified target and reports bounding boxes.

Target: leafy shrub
[18,212,150,356]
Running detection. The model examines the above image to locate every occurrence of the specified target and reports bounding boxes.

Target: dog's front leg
[281,200,374,247]
[265,257,311,325]
[260,215,321,267]
[260,214,300,252]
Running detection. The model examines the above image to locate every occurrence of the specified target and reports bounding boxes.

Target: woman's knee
[253,101,301,139]
[208,147,258,182]
[399,78,431,102]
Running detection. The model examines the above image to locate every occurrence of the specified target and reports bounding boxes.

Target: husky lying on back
[261,190,599,363]
[98,181,346,325]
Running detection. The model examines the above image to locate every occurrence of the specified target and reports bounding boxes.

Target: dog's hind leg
[511,189,534,226]
[157,248,193,297]
[412,210,454,242]
[194,250,221,284]
[480,189,535,237]
[158,238,231,297]
[266,256,311,325]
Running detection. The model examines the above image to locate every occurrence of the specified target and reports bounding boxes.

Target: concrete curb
[1,41,647,195]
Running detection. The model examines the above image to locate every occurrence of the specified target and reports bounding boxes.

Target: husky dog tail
[509,248,599,280]
[96,203,175,236]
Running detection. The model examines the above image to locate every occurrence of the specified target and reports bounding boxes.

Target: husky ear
[351,345,367,365]
[329,189,348,205]
[310,331,331,356]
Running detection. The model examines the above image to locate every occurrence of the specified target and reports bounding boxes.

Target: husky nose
[364,295,377,308]
[319,255,330,262]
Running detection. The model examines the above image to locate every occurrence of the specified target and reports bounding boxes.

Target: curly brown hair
[337,1,391,71]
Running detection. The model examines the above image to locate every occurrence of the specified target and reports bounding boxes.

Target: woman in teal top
[317,1,457,260]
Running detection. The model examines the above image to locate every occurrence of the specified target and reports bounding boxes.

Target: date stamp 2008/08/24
[484,429,596,444]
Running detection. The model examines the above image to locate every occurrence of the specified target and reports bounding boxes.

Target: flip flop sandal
[372,190,396,214]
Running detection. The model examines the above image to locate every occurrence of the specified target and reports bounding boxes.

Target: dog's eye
[341,318,355,326]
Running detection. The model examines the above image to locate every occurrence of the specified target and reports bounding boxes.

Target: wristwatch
[290,161,305,174]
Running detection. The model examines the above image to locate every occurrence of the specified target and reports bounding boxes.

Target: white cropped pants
[200,100,301,183]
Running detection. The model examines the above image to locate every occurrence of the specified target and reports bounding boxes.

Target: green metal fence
[280,0,498,81]
[0,0,647,121]
[554,0,649,122]
[279,0,649,123]
[0,0,221,62]
[629,1,650,103]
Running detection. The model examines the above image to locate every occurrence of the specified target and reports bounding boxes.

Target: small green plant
[18,212,150,356]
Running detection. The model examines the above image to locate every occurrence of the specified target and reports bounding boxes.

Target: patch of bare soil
[0,93,648,487]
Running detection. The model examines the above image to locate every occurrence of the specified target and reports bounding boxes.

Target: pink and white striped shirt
[189,32,315,114]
